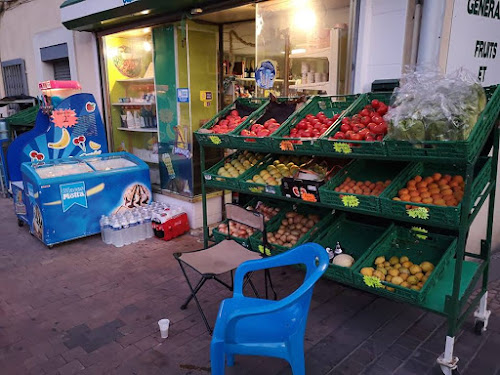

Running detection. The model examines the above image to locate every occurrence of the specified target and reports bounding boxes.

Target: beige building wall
[0,0,101,107]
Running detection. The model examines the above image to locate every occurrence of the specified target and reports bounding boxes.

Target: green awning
[6,106,39,127]
[61,0,257,32]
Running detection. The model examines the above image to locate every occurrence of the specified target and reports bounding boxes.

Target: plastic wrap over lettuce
[386,68,486,142]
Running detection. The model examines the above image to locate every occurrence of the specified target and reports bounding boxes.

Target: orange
[438,180,448,186]
[431,194,443,201]
[417,187,428,193]
[434,199,446,206]
[439,184,450,191]
[432,173,442,181]
[449,181,459,188]
[411,196,422,203]
[443,194,455,202]
[408,186,417,192]
[364,181,371,187]
[446,199,458,207]
[428,183,439,189]
[356,181,363,186]
[429,188,440,195]
[393,197,401,201]
[422,198,433,204]
[443,174,452,182]
[347,188,354,194]
[410,191,420,198]
[407,179,416,187]
[399,188,409,195]
[400,194,411,201]
[420,192,431,199]
[414,175,423,183]
[416,181,428,189]
[345,177,351,182]
[369,183,376,190]
[441,189,453,196]
[453,175,464,183]
[424,176,434,184]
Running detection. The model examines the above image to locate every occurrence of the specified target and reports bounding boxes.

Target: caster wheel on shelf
[17,219,24,227]
[474,320,485,335]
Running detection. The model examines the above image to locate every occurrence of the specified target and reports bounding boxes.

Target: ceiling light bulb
[143,41,152,52]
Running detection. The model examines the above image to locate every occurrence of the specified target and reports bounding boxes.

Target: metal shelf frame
[198,119,499,375]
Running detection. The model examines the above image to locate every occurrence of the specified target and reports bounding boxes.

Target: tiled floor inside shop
[1,197,500,375]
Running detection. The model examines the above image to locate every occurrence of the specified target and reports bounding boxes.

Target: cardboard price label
[209,135,222,145]
[406,207,430,220]
[341,195,360,207]
[333,142,352,154]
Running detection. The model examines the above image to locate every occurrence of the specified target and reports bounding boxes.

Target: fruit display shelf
[198,86,500,375]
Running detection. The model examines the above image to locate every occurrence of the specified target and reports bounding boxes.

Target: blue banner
[60,181,88,212]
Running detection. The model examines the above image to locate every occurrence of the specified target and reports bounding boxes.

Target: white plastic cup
[158,319,170,338]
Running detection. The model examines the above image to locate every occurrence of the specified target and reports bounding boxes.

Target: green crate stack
[320,92,393,157]
[352,226,457,304]
[379,157,492,228]
[212,197,289,248]
[194,98,269,148]
[313,214,390,284]
[384,85,500,162]
[203,151,267,191]
[230,97,301,152]
[319,160,408,214]
[249,205,335,256]
[269,95,358,154]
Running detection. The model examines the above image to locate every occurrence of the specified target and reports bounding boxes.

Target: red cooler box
[152,210,190,241]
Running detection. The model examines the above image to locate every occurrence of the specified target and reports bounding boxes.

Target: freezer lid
[33,160,94,179]
[85,155,138,171]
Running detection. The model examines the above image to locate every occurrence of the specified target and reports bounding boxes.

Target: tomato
[367,123,377,132]
[341,117,351,125]
[359,128,370,138]
[325,120,334,126]
[365,135,375,141]
[360,109,370,117]
[377,104,388,116]
[230,110,239,116]
[371,115,383,124]
[376,134,384,141]
[333,131,345,139]
[345,130,355,139]
[371,99,380,108]
[340,123,351,133]
[372,123,387,135]
[360,116,371,125]
[350,133,363,141]
[351,124,363,133]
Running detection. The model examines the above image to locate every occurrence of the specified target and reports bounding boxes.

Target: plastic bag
[386,67,486,142]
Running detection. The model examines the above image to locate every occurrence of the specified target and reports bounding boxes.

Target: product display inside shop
[196,68,500,375]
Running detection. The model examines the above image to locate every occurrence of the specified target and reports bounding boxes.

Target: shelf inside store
[421,259,483,315]
[289,47,330,59]
[116,77,154,83]
[118,127,158,133]
[227,76,297,83]
[289,81,330,91]
[112,102,156,106]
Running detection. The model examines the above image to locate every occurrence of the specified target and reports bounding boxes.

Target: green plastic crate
[238,155,313,196]
[249,205,334,256]
[194,98,268,148]
[230,97,302,152]
[313,214,390,284]
[268,95,358,154]
[203,151,267,190]
[379,157,492,228]
[212,198,289,248]
[384,85,500,162]
[352,226,457,304]
[320,92,393,157]
[319,160,408,214]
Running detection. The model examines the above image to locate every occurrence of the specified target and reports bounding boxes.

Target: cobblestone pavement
[0,197,499,375]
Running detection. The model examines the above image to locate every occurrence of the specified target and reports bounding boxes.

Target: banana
[48,128,70,149]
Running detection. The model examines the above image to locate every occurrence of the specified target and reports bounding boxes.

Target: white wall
[0,0,101,108]
[354,0,410,93]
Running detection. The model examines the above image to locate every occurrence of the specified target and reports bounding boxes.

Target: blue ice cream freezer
[20,152,151,246]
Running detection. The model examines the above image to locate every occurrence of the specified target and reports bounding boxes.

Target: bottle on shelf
[244,60,250,78]
[126,107,136,128]
[250,60,255,78]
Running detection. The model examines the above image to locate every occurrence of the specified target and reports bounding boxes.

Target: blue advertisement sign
[177,88,190,103]
[60,181,88,212]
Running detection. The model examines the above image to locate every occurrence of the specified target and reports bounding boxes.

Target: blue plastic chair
[210,242,329,375]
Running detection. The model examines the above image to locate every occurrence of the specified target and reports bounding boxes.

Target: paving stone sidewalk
[0,197,499,375]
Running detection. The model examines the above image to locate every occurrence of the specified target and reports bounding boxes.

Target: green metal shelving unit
[195,89,500,375]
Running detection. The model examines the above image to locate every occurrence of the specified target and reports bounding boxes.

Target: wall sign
[177,88,190,103]
[446,0,500,84]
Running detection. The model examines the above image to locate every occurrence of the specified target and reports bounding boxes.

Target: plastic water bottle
[129,215,139,243]
[100,215,108,244]
[101,216,112,245]
[121,217,131,245]
[137,213,146,241]
[144,211,153,238]
[111,218,124,247]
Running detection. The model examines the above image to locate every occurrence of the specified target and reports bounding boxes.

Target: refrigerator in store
[20,152,151,247]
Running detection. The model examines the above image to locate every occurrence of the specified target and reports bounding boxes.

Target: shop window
[1,58,28,96]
